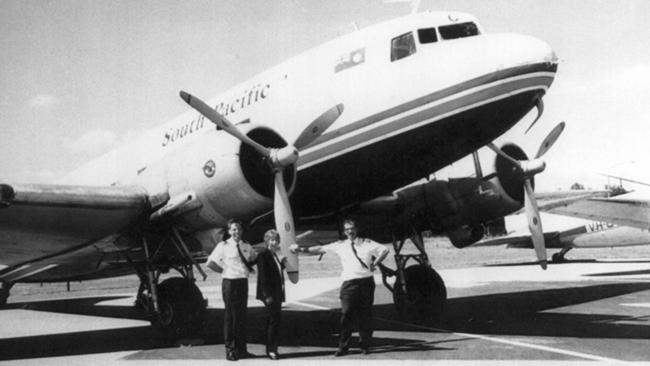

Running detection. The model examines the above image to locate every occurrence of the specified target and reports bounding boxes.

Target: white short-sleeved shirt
[322,238,389,281]
[207,238,256,279]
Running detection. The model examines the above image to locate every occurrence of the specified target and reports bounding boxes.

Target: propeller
[487,121,565,269]
[180,91,343,283]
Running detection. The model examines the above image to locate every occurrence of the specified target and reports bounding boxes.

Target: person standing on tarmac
[255,229,288,360]
[207,219,257,361]
[290,218,389,357]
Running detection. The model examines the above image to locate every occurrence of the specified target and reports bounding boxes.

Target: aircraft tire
[0,289,8,308]
[152,277,207,338]
[393,265,446,324]
[551,253,566,263]
[0,282,11,308]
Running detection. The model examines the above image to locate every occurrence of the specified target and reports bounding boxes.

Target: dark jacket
[256,248,286,303]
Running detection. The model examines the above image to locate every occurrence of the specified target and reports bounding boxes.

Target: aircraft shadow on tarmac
[2,281,650,360]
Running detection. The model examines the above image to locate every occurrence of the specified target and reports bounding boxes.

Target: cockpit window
[417,28,438,44]
[391,32,416,61]
[438,22,479,40]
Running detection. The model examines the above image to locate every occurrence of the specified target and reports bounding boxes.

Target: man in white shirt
[207,219,257,361]
[290,218,389,356]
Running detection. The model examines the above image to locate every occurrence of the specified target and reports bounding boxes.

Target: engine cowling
[148,124,295,232]
[353,143,530,247]
[447,225,485,248]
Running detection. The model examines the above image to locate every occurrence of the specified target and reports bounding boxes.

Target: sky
[1,0,649,192]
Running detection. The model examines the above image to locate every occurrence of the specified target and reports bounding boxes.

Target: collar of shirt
[336,238,375,281]
[221,238,253,279]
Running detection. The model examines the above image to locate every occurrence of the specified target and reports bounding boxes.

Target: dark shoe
[226,351,239,361]
[267,351,280,360]
[334,349,348,357]
[361,348,370,355]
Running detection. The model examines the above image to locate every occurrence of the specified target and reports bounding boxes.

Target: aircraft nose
[489,33,558,70]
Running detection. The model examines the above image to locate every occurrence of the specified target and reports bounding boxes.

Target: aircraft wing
[473,226,587,249]
[543,195,650,230]
[535,190,611,211]
[0,183,150,273]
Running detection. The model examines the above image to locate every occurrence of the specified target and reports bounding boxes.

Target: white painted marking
[7,264,59,281]
[296,230,314,239]
[0,265,29,279]
[288,300,330,310]
[0,309,148,339]
[376,317,624,363]
[299,84,549,170]
[620,303,650,308]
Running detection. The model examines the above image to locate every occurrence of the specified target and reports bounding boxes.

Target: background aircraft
[543,181,650,231]
[476,210,650,262]
[0,11,560,335]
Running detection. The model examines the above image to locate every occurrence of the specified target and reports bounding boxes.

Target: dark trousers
[338,277,375,350]
[264,299,282,353]
[222,278,248,354]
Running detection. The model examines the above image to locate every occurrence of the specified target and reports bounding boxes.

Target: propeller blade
[293,104,344,149]
[273,169,299,283]
[487,143,522,169]
[524,179,547,269]
[535,121,566,159]
[180,91,270,158]
[524,97,544,134]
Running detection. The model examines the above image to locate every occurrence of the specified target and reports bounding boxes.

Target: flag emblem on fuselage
[335,48,365,73]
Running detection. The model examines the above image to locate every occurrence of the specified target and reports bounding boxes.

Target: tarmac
[2,244,650,364]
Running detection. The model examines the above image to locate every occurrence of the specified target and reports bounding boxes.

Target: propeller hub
[270,146,299,168]
[520,159,546,178]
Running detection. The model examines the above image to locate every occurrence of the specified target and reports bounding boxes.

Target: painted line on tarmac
[620,302,650,308]
[375,317,624,363]
[293,301,624,362]
[288,301,331,310]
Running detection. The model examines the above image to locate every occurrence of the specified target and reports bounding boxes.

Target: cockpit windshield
[417,28,438,44]
[391,32,416,61]
[438,22,479,40]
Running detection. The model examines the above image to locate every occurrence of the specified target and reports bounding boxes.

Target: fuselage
[1,10,559,283]
[61,10,557,230]
[506,213,650,249]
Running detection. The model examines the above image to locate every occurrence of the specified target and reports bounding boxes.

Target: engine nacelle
[354,143,530,246]
[143,124,295,232]
[447,225,484,248]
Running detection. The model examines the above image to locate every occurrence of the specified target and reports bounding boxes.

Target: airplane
[538,176,650,253]
[475,210,650,262]
[0,11,560,335]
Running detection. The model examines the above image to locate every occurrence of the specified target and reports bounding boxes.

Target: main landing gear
[130,228,208,337]
[379,228,446,324]
[552,247,571,263]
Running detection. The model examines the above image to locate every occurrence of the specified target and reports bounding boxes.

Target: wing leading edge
[0,183,150,273]
[544,195,650,230]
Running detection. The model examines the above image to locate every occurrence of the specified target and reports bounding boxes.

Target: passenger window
[438,22,479,40]
[418,28,438,44]
[391,32,416,61]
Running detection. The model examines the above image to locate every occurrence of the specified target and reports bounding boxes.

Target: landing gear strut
[130,228,208,337]
[379,228,446,324]
[552,247,571,263]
